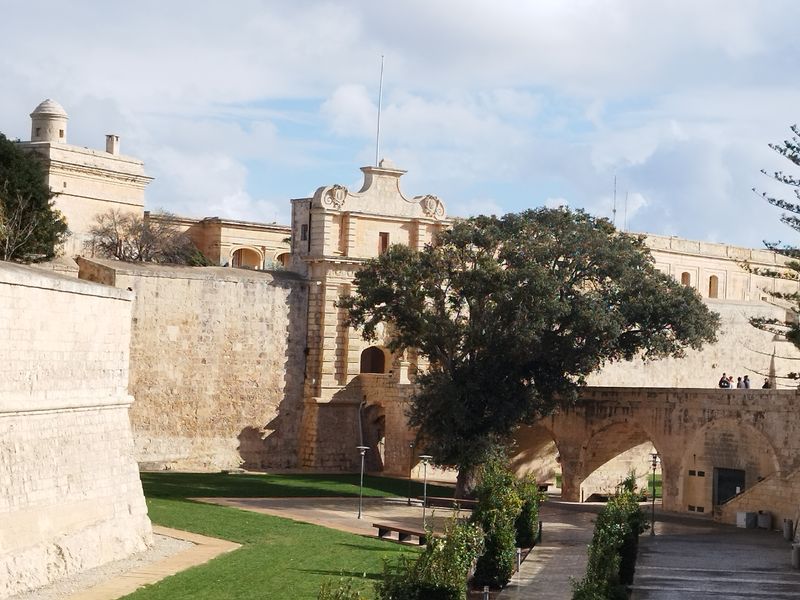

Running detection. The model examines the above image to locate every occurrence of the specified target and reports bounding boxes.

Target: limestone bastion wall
[0,262,152,598]
[78,259,308,471]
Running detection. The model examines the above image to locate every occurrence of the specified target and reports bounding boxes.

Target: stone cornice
[47,159,153,188]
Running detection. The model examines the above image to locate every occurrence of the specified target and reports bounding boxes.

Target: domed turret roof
[31,99,68,118]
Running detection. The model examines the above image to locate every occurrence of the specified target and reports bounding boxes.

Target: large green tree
[0,132,68,261]
[750,124,800,353]
[341,208,719,488]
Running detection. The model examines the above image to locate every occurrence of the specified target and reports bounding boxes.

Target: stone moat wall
[78,258,308,471]
[0,262,151,598]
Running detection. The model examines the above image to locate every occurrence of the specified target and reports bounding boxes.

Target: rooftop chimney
[105,134,120,155]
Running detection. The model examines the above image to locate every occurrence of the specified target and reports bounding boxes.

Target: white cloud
[2,1,800,248]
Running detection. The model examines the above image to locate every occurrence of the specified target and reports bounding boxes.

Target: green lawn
[122,473,453,599]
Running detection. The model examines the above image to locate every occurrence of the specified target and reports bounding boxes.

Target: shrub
[571,475,646,599]
[514,475,544,548]
[375,517,484,600]
[471,454,522,588]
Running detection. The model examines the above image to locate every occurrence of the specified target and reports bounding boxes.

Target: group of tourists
[718,373,771,389]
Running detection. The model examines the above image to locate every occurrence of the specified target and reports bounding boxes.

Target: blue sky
[1,1,799,248]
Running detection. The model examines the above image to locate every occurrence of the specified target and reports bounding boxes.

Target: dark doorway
[713,467,745,505]
[360,347,386,373]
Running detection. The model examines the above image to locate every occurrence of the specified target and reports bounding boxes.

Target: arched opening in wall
[681,272,691,286]
[231,247,262,269]
[708,275,719,299]
[276,252,290,268]
[681,419,780,513]
[579,422,658,503]
[510,423,562,496]
[360,346,387,374]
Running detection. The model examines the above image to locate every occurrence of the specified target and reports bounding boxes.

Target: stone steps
[630,565,800,599]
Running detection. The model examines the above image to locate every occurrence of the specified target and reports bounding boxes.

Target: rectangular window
[307,215,312,252]
[697,470,705,477]
[35,127,41,137]
[59,129,64,138]
[689,470,696,476]
[301,224,308,241]
[688,505,696,511]
[379,232,390,254]
[696,506,705,513]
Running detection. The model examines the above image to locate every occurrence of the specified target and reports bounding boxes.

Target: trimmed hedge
[471,455,523,588]
[572,476,646,599]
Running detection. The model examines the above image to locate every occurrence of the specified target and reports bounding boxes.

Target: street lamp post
[407,441,415,506]
[419,454,433,528]
[357,445,370,519]
[650,452,660,536]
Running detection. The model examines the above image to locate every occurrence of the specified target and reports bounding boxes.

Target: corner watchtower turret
[30,99,68,143]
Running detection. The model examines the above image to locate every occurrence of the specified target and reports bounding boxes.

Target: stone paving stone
[64,526,240,600]
[631,512,800,599]
[499,502,596,600]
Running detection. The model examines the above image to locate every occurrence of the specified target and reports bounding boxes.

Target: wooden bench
[373,522,431,545]
[418,496,478,510]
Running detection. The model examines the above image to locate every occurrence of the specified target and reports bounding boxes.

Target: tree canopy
[87,209,211,265]
[0,132,68,261]
[341,208,719,477]
[750,124,800,352]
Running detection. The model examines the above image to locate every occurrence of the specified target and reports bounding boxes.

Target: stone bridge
[509,387,800,523]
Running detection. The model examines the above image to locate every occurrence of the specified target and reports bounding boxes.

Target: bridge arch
[676,417,781,513]
[574,419,663,502]
[510,422,564,487]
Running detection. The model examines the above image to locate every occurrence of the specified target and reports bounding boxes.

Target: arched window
[681,272,691,286]
[709,275,719,299]
[276,252,290,267]
[231,248,261,269]
[360,347,386,374]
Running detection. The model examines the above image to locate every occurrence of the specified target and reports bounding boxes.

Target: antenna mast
[624,191,629,232]
[612,174,617,225]
[375,55,384,167]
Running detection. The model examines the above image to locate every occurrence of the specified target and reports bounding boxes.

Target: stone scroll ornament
[321,184,348,210]
[418,194,445,219]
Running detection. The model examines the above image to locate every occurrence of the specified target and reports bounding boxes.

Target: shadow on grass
[141,472,455,500]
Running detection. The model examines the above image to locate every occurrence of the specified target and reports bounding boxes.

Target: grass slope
[123,473,452,599]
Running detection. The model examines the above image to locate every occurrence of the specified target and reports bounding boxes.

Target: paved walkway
[631,513,800,599]
[64,526,240,600]
[499,501,595,599]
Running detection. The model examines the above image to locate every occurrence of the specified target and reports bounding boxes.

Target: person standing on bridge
[719,373,731,388]
[743,375,751,388]
[736,376,744,388]
[763,378,771,389]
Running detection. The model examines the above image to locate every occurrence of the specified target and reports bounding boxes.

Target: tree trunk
[455,465,479,498]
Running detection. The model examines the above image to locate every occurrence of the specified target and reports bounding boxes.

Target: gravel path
[9,534,194,600]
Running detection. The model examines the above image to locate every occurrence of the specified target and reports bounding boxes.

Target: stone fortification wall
[0,262,151,598]
[78,259,308,471]
[589,300,798,388]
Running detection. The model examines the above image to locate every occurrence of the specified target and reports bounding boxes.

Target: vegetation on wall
[340,208,720,491]
[87,209,211,265]
[0,132,68,261]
